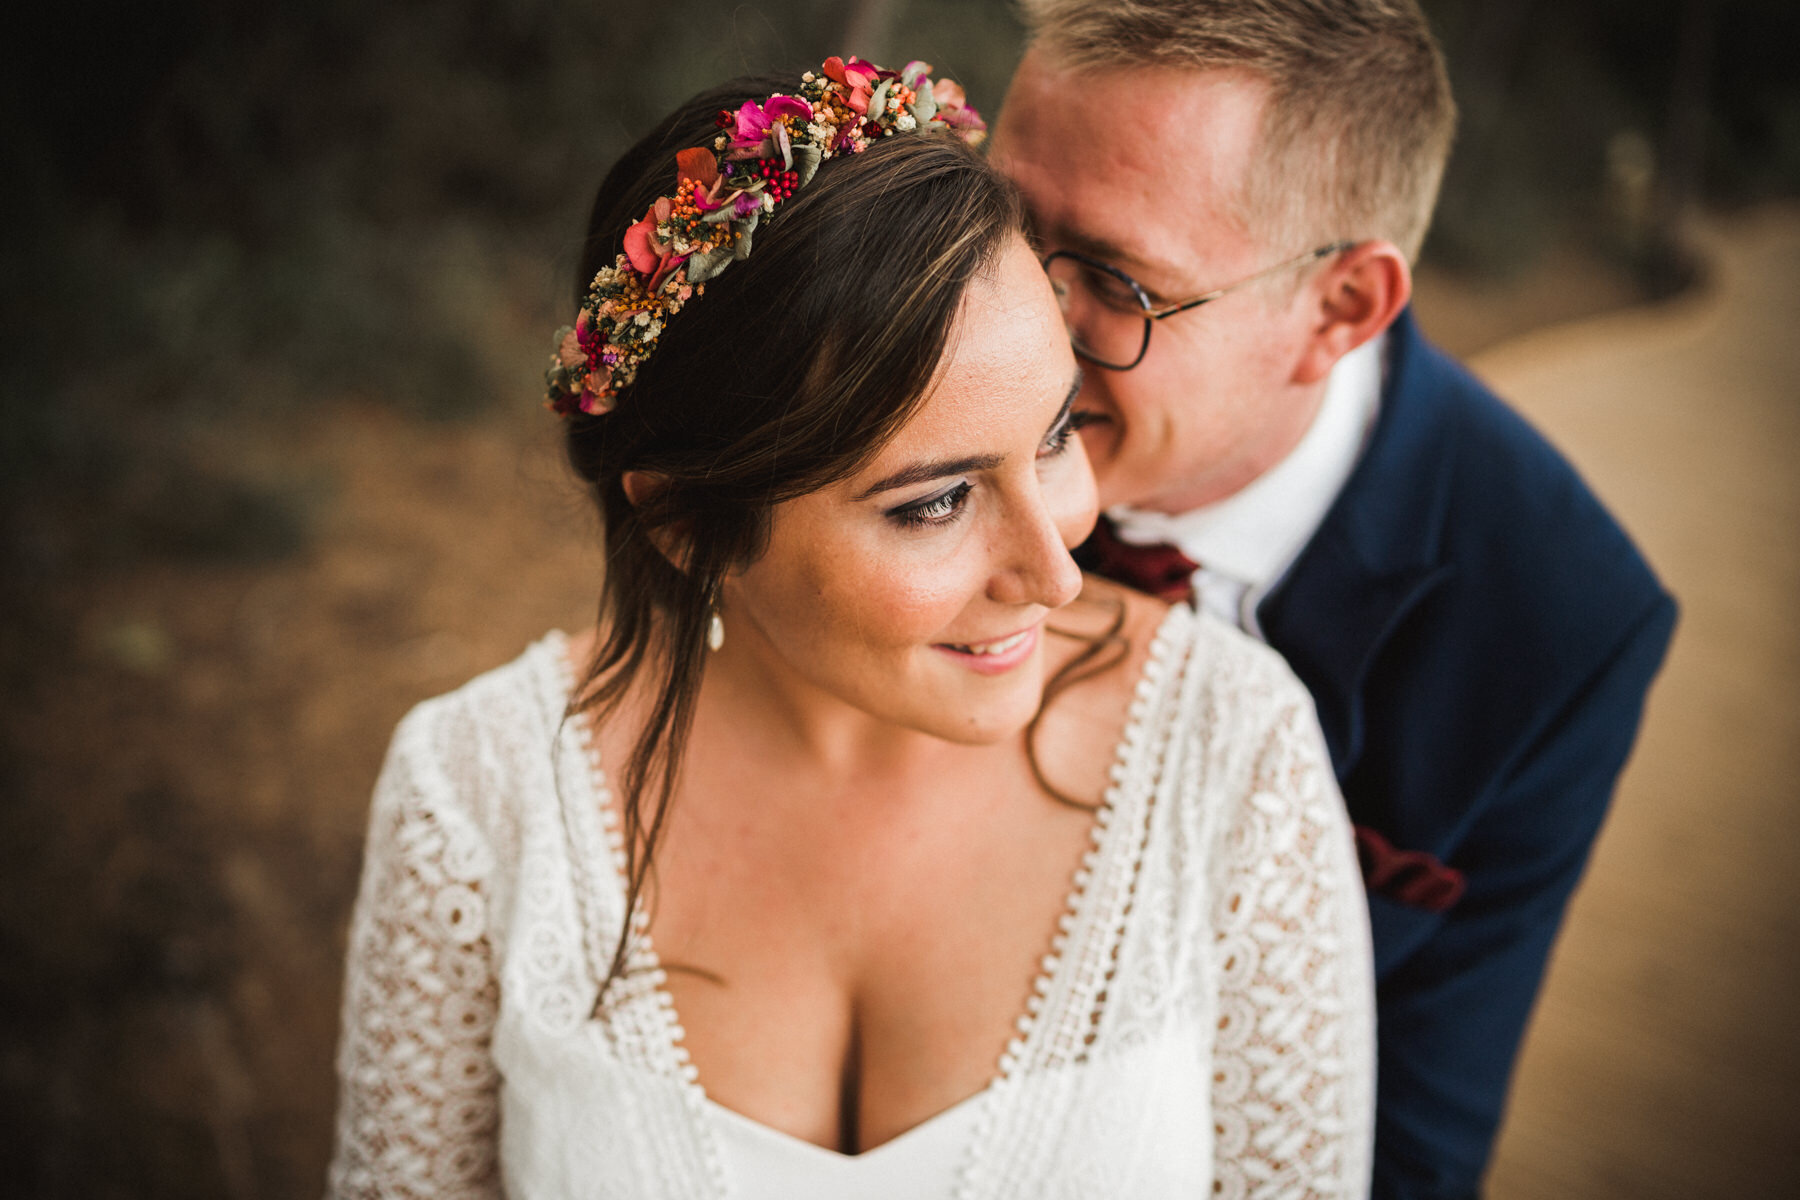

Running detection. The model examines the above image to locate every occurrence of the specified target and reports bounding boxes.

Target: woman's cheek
[834,543,979,647]
[857,566,972,646]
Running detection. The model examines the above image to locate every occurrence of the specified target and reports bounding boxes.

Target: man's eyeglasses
[1042,241,1355,371]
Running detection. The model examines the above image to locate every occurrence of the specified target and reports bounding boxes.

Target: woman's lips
[932,624,1041,675]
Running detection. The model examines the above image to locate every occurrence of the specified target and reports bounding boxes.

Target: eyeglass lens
[1043,253,1151,370]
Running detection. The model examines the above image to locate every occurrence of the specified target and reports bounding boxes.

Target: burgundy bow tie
[1082,516,1200,603]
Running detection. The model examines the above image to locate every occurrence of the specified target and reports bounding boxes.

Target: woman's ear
[620,470,663,509]
[1291,240,1411,385]
[621,470,693,569]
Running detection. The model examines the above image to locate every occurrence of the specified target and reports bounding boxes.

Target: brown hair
[564,73,1028,994]
[1020,0,1457,260]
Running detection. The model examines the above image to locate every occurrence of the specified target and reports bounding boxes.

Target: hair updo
[562,71,1025,992]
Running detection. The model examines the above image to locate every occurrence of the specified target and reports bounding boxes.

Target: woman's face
[720,235,1096,745]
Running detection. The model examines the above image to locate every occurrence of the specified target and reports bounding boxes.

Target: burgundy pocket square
[1353,825,1466,913]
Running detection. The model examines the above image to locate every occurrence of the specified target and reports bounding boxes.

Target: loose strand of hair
[1026,589,1131,810]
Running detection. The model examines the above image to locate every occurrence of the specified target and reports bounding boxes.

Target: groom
[991,1,1676,1195]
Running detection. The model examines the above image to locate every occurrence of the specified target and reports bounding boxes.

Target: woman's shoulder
[1070,586,1329,794]
[397,631,570,741]
[377,632,573,821]
[1171,613,1343,841]
[1183,606,1316,712]
[1071,576,1312,712]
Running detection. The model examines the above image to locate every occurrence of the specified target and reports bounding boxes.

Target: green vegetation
[2,0,1795,579]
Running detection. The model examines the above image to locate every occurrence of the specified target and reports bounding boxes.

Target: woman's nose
[989,486,1086,610]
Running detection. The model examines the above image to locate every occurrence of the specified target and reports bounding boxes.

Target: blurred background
[2,1,1796,1196]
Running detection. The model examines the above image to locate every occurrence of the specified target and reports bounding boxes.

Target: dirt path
[1469,205,1800,1199]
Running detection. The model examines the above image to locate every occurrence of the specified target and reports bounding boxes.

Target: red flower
[623,198,684,290]
[622,210,661,275]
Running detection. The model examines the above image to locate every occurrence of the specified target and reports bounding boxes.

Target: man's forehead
[1024,211,1181,284]
[996,53,1266,283]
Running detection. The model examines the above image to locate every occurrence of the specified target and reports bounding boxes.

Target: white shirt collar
[1107,331,1386,596]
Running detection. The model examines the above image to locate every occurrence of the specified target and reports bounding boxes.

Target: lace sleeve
[327,705,504,1200]
[1209,681,1375,1200]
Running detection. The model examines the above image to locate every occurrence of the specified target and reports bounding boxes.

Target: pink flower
[695,179,751,215]
[558,327,584,370]
[822,55,878,115]
[930,77,986,138]
[730,94,813,157]
[580,367,615,415]
[930,77,966,110]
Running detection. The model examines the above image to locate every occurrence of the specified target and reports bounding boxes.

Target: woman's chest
[484,782,1223,1200]
[641,775,1104,1154]
[490,994,1216,1200]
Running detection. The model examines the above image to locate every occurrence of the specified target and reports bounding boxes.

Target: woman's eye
[1040,409,1098,459]
[889,481,973,528]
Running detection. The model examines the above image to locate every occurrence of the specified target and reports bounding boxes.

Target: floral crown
[546,56,986,417]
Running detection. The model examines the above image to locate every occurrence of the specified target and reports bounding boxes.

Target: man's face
[992,51,1327,514]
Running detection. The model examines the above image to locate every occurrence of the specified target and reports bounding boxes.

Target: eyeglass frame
[1042,240,1357,371]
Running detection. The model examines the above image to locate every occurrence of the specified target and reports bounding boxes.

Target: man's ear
[1291,240,1411,385]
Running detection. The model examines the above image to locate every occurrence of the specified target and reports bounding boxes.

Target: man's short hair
[1020,0,1457,261]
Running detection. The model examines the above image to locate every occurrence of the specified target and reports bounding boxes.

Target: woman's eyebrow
[857,372,1085,501]
[856,453,1005,500]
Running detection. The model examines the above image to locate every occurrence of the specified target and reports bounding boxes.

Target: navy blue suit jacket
[1255,309,1676,1197]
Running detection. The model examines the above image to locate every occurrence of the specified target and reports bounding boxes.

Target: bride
[328,59,1373,1199]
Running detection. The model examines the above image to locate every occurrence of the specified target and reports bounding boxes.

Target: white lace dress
[327,605,1374,1199]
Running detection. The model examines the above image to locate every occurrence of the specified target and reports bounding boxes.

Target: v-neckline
[544,605,1184,1160]
[703,1087,986,1165]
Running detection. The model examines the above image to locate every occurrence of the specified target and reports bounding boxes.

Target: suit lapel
[1260,537,1450,774]
[1256,308,1456,776]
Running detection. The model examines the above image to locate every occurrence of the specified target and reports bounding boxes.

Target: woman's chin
[913,662,1048,746]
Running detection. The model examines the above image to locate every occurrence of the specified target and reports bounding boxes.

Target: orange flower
[676,146,719,190]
